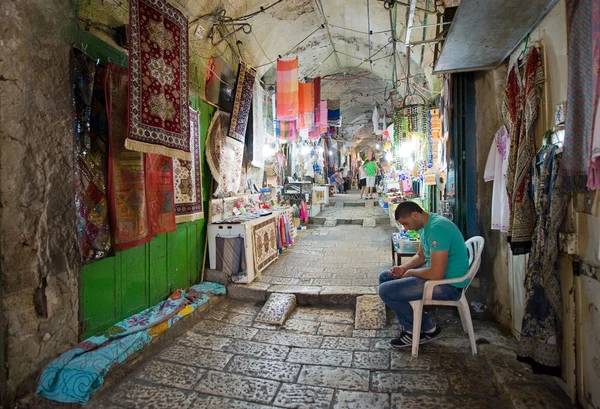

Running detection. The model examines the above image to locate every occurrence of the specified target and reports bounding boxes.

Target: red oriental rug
[172,108,204,222]
[145,154,176,234]
[106,64,152,251]
[128,0,190,160]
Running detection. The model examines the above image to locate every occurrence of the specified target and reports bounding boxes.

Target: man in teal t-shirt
[378,201,470,348]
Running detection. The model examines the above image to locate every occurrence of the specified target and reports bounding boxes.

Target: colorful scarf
[229,62,256,143]
[107,64,152,251]
[313,77,321,125]
[320,100,328,133]
[172,108,204,222]
[297,81,314,130]
[276,58,299,120]
[252,81,266,167]
[587,0,600,189]
[127,0,190,160]
[564,0,594,190]
[206,111,244,196]
[72,50,113,263]
[276,120,296,141]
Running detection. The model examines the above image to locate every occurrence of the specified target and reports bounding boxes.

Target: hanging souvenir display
[327,99,341,127]
[72,49,113,263]
[276,58,299,120]
[297,81,314,131]
[252,216,278,272]
[228,62,257,143]
[206,110,244,196]
[127,0,190,160]
[145,153,176,234]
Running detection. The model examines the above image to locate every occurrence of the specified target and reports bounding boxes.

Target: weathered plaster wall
[0,0,79,403]
[474,66,511,328]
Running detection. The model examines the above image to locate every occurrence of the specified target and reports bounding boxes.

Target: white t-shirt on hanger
[484,125,511,232]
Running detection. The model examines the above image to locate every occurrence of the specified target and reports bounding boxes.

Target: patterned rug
[276,58,299,120]
[72,49,113,263]
[206,111,244,196]
[228,62,256,143]
[252,216,278,272]
[127,0,190,160]
[106,64,152,251]
[173,108,204,222]
[145,154,176,234]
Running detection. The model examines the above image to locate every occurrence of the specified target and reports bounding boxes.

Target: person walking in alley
[378,201,469,348]
[357,160,367,199]
[363,158,377,200]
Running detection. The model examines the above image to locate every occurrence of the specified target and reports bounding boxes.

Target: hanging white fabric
[252,81,266,168]
[484,125,511,232]
[373,106,381,135]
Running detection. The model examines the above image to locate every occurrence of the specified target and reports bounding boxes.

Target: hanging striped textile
[320,100,328,133]
[328,98,341,127]
[276,58,299,121]
[276,120,296,141]
[297,81,314,130]
[313,77,321,125]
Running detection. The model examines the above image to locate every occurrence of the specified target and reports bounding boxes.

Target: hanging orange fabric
[276,58,299,121]
[297,81,314,130]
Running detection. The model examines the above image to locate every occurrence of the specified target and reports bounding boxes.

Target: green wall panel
[149,234,169,303]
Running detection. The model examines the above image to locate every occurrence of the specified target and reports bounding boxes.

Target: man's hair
[395,201,424,219]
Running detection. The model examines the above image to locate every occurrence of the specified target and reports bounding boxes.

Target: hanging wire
[254,25,324,69]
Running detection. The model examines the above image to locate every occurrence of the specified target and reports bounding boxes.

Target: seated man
[328,170,345,193]
[378,201,469,348]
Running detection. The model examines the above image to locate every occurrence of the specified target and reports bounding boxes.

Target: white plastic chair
[409,236,485,357]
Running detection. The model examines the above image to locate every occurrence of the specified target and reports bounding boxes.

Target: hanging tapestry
[228,62,256,143]
[276,120,297,141]
[145,154,176,234]
[297,81,314,130]
[313,77,321,125]
[276,58,299,120]
[503,47,544,255]
[205,56,236,112]
[206,111,243,196]
[106,65,152,251]
[328,99,341,127]
[216,236,245,280]
[252,216,278,272]
[128,0,190,160]
[72,50,113,263]
[172,108,204,222]
[562,0,593,190]
[587,0,600,189]
[517,146,568,377]
[320,99,328,133]
[252,80,266,168]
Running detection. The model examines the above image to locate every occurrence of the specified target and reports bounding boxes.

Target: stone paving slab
[317,322,354,336]
[104,380,198,409]
[390,394,510,409]
[297,365,370,391]
[177,331,233,352]
[355,295,387,330]
[255,293,296,325]
[371,372,450,394]
[190,394,279,409]
[333,391,390,409]
[225,339,290,361]
[352,351,390,370]
[193,320,259,339]
[289,307,355,324]
[133,360,205,390]
[321,336,371,351]
[286,347,353,367]
[281,318,320,334]
[226,355,301,383]
[253,329,323,348]
[273,383,334,409]
[195,370,280,404]
[158,344,232,370]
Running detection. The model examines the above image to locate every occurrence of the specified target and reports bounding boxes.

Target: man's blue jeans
[378,271,462,333]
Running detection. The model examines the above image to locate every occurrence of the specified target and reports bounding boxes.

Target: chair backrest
[462,236,485,293]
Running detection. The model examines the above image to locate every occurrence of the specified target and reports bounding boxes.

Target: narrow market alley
[3,0,600,408]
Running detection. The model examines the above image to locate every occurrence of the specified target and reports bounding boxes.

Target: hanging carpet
[229,61,256,143]
[252,217,278,272]
[127,0,191,160]
[173,108,204,222]
[206,110,244,196]
[106,64,152,251]
[276,58,299,120]
[72,49,113,263]
[145,153,176,234]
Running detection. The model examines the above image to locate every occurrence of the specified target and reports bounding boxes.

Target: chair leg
[457,304,468,333]
[458,296,477,356]
[410,301,423,358]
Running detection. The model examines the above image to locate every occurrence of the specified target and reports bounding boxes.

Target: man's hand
[389,265,406,279]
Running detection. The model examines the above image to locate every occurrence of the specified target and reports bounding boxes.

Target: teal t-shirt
[365,162,377,176]
[419,213,470,287]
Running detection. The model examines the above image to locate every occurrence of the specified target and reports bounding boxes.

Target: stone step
[363,218,376,227]
[255,293,297,325]
[324,218,338,227]
[355,295,387,330]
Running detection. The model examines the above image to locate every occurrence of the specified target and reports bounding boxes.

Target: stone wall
[474,66,512,328]
[0,0,79,404]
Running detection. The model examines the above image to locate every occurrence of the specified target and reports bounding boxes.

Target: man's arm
[403,250,448,281]
[390,243,426,278]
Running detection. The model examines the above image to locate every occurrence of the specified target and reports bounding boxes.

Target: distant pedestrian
[357,160,367,199]
[364,158,377,200]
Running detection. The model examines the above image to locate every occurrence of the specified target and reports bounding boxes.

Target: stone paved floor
[256,223,397,287]
[86,299,575,409]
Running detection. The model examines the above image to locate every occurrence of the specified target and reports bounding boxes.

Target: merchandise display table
[391,233,418,266]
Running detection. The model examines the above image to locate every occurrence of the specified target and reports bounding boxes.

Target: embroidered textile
[209,199,224,223]
[252,216,278,272]
[588,0,600,189]
[564,0,593,190]
[503,47,544,255]
[145,154,176,234]
[252,81,266,167]
[297,81,314,130]
[517,146,567,377]
[216,236,245,280]
[484,125,511,232]
[276,120,297,141]
[128,0,190,160]
[72,50,113,263]
[36,282,226,404]
[229,62,256,143]
[172,108,204,222]
[107,65,152,251]
[276,58,299,120]
[206,111,244,196]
